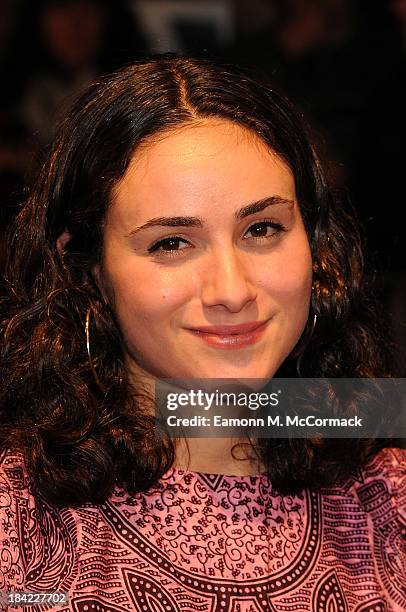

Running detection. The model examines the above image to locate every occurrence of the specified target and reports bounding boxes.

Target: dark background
[1,0,405,370]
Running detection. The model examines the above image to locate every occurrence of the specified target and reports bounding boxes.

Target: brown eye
[148,236,190,256]
[248,222,270,237]
[244,221,286,240]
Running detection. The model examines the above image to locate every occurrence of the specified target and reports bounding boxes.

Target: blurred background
[0,0,405,371]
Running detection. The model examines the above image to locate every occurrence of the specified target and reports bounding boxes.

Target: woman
[0,56,404,611]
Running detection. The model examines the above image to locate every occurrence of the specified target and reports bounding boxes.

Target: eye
[148,236,190,257]
[147,220,287,258]
[244,220,287,241]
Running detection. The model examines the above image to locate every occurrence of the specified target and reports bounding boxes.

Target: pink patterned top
[0,447,405,612]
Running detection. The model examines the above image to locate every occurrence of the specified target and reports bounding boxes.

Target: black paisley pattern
[0,447,405,611]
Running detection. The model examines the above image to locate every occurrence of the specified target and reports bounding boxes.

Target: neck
[173,436,265,476]
[126,359,265,476]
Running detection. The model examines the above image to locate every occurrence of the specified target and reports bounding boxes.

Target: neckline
[169,466,269,480]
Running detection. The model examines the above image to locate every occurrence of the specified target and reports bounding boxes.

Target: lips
[189,321,268,335]
[186,320,269,349]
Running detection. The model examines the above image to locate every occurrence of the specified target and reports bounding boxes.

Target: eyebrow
[126,195,294,237]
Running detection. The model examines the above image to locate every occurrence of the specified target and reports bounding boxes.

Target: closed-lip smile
[188,321,268,335]
[185,320,270,349]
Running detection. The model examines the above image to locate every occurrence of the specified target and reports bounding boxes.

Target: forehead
[110,119,295,222]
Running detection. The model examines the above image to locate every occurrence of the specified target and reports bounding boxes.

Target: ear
[56,230,71,254]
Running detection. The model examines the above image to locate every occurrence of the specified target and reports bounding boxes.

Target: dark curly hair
[0,56,398,507]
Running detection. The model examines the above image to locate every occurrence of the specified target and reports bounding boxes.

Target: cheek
[105,261,193,329]
[259,243,313,307]
[270,265,312,303]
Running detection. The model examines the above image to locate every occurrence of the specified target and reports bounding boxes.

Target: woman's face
[95,119,313,382]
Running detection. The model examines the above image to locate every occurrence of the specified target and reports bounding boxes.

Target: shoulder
[0,448,35,514]
[329,446,406,548]
[0,447,32,492]
[346,446,405,512]
[367,445,406,472]
[0,448,34,591]
[319,447,406,608]
[0,448,85,593]
[350,447,406,607]
[359,446,405,497]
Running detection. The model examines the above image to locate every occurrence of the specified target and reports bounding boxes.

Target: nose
[200,246,257,313]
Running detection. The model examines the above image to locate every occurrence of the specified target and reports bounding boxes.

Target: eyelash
[147,220,287,258]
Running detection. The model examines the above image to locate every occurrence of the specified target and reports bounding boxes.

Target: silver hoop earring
[85,307,107,393]
[311,313,317,332]
[296,313,317,378]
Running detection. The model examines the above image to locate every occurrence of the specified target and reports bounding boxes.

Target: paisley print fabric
[0,447,405,611]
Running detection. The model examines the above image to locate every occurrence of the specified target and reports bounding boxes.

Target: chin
[191,364,277,382]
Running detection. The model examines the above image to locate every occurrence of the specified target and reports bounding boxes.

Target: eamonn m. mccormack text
[278,415,363,427]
